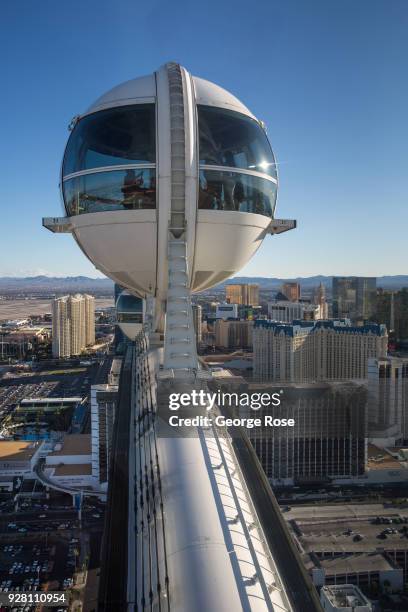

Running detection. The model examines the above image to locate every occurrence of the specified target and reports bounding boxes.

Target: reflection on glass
[198,170,276,217]
[63,169,156,215]
[117,312,143,323]
[116,293,143,323]
[198,106,277,180]
[63,105,156,176]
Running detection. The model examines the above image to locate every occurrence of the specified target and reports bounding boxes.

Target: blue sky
[1,0,407,278]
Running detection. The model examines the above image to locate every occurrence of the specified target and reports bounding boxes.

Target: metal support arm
[42,217,73,233]
[267,218,297,235]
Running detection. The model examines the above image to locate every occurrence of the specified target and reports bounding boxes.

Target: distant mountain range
[0,274,407,294]
[0,275,113,293]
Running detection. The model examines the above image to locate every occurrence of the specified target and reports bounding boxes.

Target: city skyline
[1,0,407,278]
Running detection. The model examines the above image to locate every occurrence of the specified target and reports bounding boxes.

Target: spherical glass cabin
[116,291,144,340]
[61,63,278,301]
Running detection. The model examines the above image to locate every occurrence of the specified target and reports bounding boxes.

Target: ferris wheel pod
[116,291,145,340]
[53,63,283,301]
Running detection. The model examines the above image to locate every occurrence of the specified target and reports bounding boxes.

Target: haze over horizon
[1,0,407,278]
[1,272,407,283]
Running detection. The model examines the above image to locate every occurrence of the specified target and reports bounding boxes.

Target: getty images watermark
[166,389,295,429]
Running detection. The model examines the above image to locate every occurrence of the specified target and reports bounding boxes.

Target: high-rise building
[313,282,328,319]
[248,284,259,307]
[268,301,323,323]
[226,283,259,306]
[215,319,253,349]
[192,304,202,345]
[69,294,85,355]
[51,297,70,358]
[281,282,300,302]
[52,294,95,358]
[216,303,239,319]
[114,283,127,352]
[239,382,366,485]
[375,288,408,340]
[84,294,95,346]
[91,360,120,486]
[367,356,408,445]
[332,277,376,322]
[91,358,121,486]
[253,319,387,382]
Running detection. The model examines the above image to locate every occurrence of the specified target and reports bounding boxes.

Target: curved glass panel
[116,293,143,314]
[63,105,156,176]
[116,293,143,324]
[63,169,156,215]
[198,106,277,179]
[198,170,276,217]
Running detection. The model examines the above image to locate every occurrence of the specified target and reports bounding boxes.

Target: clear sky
[1,0,407,278]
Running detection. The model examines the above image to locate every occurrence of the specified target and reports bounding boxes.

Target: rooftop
[317,552,395,574]
[202,352,253,363]
[0,440,41,461]
[321,584,370,608]
[211,368,234,378]
[50,434,91,456]
[53,463,92,476]
[20,397,82,405]
[286,502,408,554]
[254,318,387,336]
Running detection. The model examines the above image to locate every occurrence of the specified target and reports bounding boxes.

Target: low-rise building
[320,584,372,611]
[0,440,42,478]
[44,434,93,489]
[312,553,403,593]
[284,502,408,589]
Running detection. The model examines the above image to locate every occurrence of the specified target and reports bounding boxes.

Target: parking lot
[0,365,100,440]
[0,381,58,415]
[0,540,72,608]
[286,502,408,555]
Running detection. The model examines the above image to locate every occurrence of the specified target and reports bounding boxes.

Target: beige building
[52,297,70,358]
[215,319,253,349]
[281,282,300,302]
[226,283,259,306]
[52,294,95,358]
[253,320,387,382]
[84,294,96,346]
